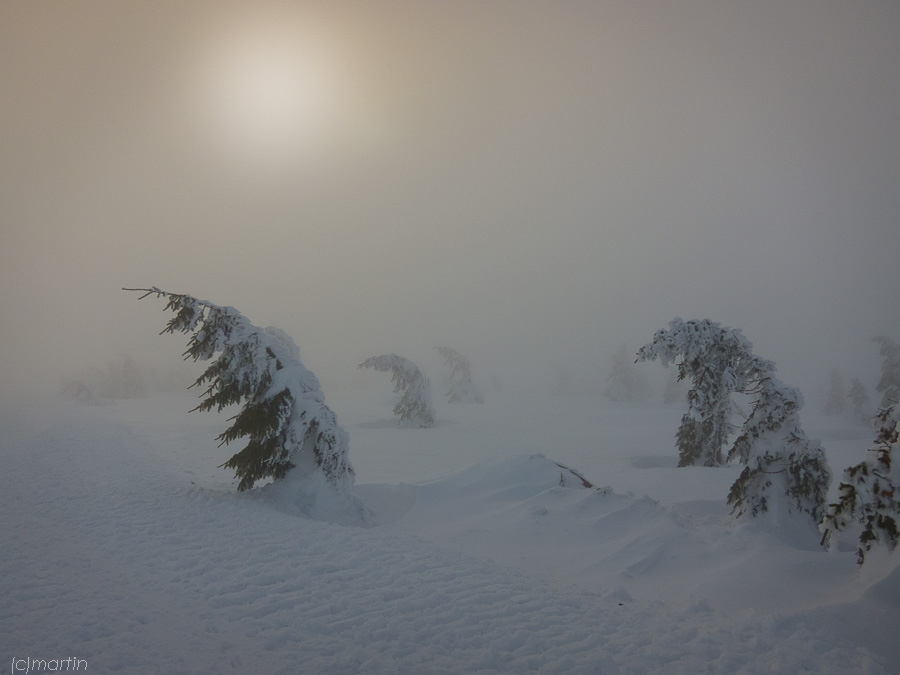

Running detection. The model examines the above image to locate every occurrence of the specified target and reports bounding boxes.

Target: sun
[198,20,341,165]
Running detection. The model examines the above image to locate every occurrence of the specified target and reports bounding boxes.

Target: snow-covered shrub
[436,346,484,403]
[821,404,900,564]
[126,287,357,499]
[359,354,435,428]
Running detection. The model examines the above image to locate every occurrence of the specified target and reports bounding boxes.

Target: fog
[2,0,899,409]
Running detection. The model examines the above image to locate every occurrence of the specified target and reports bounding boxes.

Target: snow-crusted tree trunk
[436,347,484,403]
[821,404,900,564]
[359,354,435,427]
[125,287,363,522]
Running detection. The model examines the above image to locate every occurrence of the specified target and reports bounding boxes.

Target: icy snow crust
[2,392,898,673]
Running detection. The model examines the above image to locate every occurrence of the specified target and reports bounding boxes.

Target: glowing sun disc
[200,23,339,163]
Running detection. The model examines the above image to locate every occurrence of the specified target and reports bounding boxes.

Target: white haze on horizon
[2,0,899,411]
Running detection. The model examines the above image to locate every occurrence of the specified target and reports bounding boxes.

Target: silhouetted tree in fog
[604,345,651,403]
[436,346,483,403]
[359,354,435,428]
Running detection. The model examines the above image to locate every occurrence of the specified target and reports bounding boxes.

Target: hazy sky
[2,0,899,405]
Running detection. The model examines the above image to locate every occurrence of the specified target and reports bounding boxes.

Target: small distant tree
[604,345,651,403]
[124,287,356,496]
[848,378,870,423]
[436,346,483,403]
[823,369,847,416]
[874,336,900,408]
[63,354,150,401]
[59,377,101,404]
[821,403,900,564]
[639,318,831,529]
[359,354,435,428]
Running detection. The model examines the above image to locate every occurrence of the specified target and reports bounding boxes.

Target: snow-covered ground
[2,389,897,674]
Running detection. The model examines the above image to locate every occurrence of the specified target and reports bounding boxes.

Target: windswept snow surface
[2,392,898,674]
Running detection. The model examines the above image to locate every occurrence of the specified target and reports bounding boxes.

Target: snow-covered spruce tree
[604,345,651,403]
[823,369,847,416]
[821,404,900,564]
[436,346,484,403]
[636,318,750,467]
[125,288,361,518]
[874,336,900,408]
[358,354,435,428]
[727,373,831,527]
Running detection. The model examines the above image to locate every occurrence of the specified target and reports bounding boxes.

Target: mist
[2,0,899,410]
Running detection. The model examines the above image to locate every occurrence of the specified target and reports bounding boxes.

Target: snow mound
[387,454,889,618]
[391,454,690,593]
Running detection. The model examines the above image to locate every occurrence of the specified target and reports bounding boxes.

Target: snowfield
[2,390,898,674]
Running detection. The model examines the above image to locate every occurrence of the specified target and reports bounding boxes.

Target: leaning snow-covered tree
[359,354,435,428]
[436,346,483,403]
[874,336,900,408]
[639,318,831,529]
[125,288,361,520]
[821,403,900,565]
[637,318,749,467]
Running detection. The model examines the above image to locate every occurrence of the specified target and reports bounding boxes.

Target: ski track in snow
[1,397,897,674]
